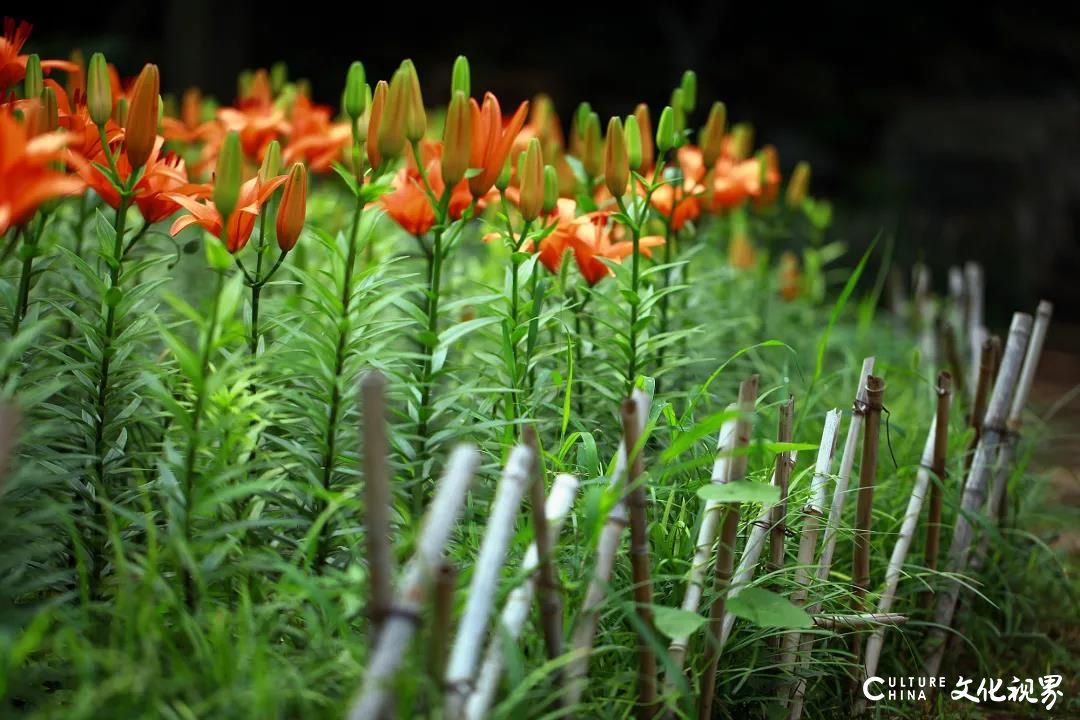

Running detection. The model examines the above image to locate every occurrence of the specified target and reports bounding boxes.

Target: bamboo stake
[923,312,1033,679]
[940,321,968,402]
[963,337,997,477]
[522,425,564,672]
[919,371,953,610]
[965,261,985,396]
[565,388,650,710]
[987,300,1052,525]
[621,399,658,718]
[444,445,534,719]
[777,410,842,700]
[947,265,966,338]
[361,371,395,648]
[464,473,579,720]
[666,414,738,680]
[699,375,759,720]
[430,561,458,688]
[719,452,799,648]
[814,613,908,629]
[788,357,875,720]
[769,397,796,585]
[346,445,480,720]
[849,376,885,690]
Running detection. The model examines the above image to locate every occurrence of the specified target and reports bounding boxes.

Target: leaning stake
[361,371,395,647]
[923,312,1033,679]
[347,445,480,720]
[919,371,953,609]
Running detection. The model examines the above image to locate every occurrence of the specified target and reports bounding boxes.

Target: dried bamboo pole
[0,403,18,492]
[862,419,935,687]
[947,265,966,337]
[922,312,1033,679]
[849,376,885,690]
[698,375,759,720]
[963,337,998,477]
[814,613,908,629]
[346,445,480,720]
[665,414,738,680]
[719,451,799,648]
[565,388,650,710]
[361,371,395,648]
[987,300,1052,525]
[429,561,458,687]
[464,473,579,720]
[919,371,953,610]
[777,410,842,700]
[769,397,796,585]
[444,445,534,719]
[622,399,658,718]
[940,322,967,402]
[788,357,875,720]
[965,261,985,396]
[522,426,564,670]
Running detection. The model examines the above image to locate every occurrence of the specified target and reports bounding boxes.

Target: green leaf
[726,587,812,629]
[652,606,706,639]
[696,481,779,505]
[663,408,741,461]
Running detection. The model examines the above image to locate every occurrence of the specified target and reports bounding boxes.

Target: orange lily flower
[282,95,351,173]
[468,92,529,198]
[162,88,209,144]
[752,145,782,209]
[514,197,577,274]
[214,70,289,162]
[778,250,801,300]
[51,81,123,160]
[0,110,85,235]
[0,18,78,95]
[381,140,473,236]
[75,135,192,223]
[569,210,664,286]
[167,173,287,253]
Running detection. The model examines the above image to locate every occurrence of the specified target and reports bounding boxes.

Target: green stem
[10,220,38,335]
[120,220,150,261]
[180,267,226,608]
[313,197,364,570]
[617,196,642,393]
[1,226,22,265]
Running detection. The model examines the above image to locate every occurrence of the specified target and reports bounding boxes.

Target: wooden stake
[666,414,737,681]
[465,474,579,720]
[361,371,395,648]
[964,261,985,396]
[769,397,796,585]
[919,371,953,610]
[940,321,968,401]
[0,403,18,492]
[565,389,650,709]
[430,561,458,687]
[622,398,658,718]
[698,375,758,720]
[777,410,842,702]
[523,425,564,674]
[963,337,997,477]
[444,445,534,718]
[850,375,885,689]
[346,445,480,720]
[923,312,1032,680]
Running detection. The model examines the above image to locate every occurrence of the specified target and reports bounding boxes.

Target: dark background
[20,2,1080,324]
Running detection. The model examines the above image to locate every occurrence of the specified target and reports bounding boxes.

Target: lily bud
[67,49,85,98]
[786,161,811,208]
[582,111,602,178]
[570,101,591,157]
[214,131,244,227]
[276,163,308,252]
[656,105,676,154]
[124,63,159,169]
[669,89,686,135]
[442,91,471,186]
[603,116,628,198]
[24,54,42,100]
[542,164,558,214]
[730,122,754,160]
[237,70,254,100]
[634,103,654,171]
[451,55,470,98]
[270,62,287,93]
[344,61,367,120]
[366,80,388,168]
[259,140,282,183]
[518,138,544,222]
[87,52,112,126]
[113,97,128,126]
[378,68,409,160]
[182,87,202,128]
[41,87,58,132]
[679,70,697,113]
[495,156,512,192]
[701,101,727,167]
[400,60,426,143]
[624,114,642,171]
